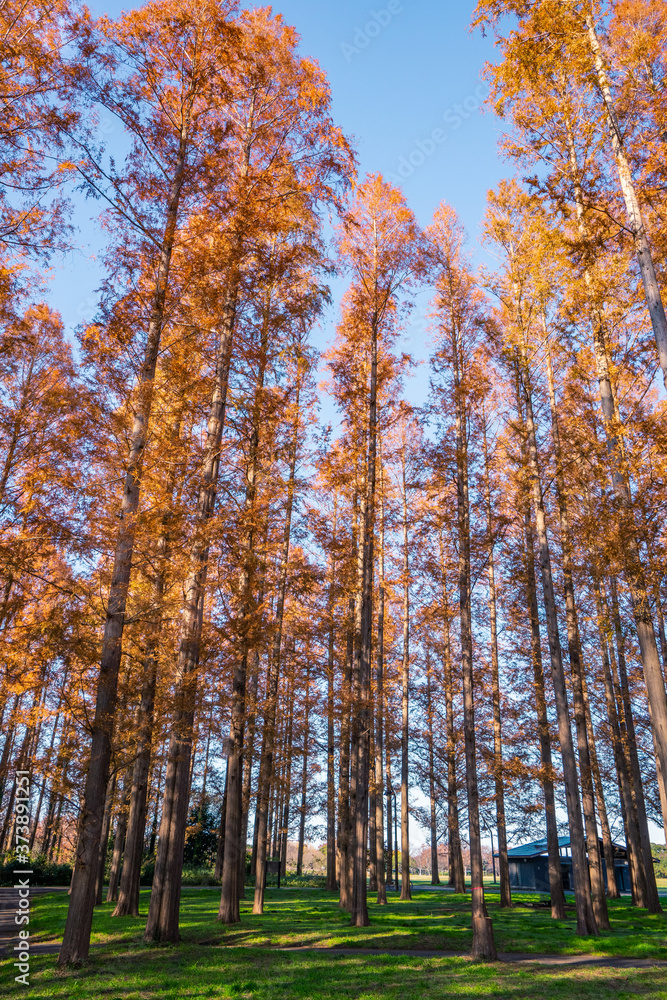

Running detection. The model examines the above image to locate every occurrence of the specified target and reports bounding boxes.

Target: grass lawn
[3,886,667,999]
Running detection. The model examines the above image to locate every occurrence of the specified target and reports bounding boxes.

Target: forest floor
[2,886,667,998]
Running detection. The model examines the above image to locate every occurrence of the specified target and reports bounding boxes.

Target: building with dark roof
[497,835,631,894]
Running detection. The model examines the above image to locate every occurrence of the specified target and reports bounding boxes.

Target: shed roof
[505,835,627,861]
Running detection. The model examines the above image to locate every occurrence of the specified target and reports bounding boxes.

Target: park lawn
[21,886,667,958]
[4,947,667,1000]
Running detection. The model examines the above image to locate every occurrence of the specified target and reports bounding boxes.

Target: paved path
[0,886,68,956]
[278,945,667,969]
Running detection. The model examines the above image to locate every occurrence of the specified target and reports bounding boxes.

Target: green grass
[6,949,667,1000]
[3,886,667,999]
[23,886,667,957]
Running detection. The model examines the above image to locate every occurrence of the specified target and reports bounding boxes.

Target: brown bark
[251,364,301,913]
[350,300,379,928]
[609,576,661,912]
[375,581,387,903]
[145,289,236,942]
[439,533,465,895]
[542,339,609,930]
[106,767,132,903]
[425,647,441,887]
[453,322,496,959]
[399,444,411,902]
[581,672,620,899]
[94,771,117,906]
[326,503,338,891]
[337,599,353,910]
[516,351,597,936]
[482,413,510,908]
[296,667,310,877]
[591,572,646,905]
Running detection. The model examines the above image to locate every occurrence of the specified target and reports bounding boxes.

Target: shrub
[0,853,72,886]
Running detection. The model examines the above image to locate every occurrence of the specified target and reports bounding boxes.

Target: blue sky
[51,0,509,412]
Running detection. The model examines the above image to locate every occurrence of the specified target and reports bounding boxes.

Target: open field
[3,886,667,999]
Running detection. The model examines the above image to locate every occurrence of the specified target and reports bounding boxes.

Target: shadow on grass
[6,945,667,1000]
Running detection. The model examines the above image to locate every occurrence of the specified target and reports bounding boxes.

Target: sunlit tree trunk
[425,647,440,887]
[252,367,301,913]
[439,532,465,895]
[94,772,117,906]
[145,290,237,942]
[516,351,597,936]
[591,571,646,904]
[519,503,567,921]
[350,302,379,929]
[326,502,338,891]
[375,495,387,904]
[542,338,609,929]
[581,671,620,900]
[482,412,510,908]
[452,322,496,959]
[609,576,661,912]
[399,443,411,902]
[106,767,132,903]
[296,666,310,877]
[337,598,354,911]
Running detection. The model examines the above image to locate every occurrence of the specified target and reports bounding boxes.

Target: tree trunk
[145,291,236,943]
[385,743,393,890]
[106,767,132,903]
[337,599,354,911]
[279,672,295,880]
[516,351,597,936]
[252,364,301,913]
[609,576,661,912]
[482,413,510,908]
[375,590,387,903]
[581,672,620,899]
[425,648,440,887]
[214,764,228,882]
[439,533,465,895]
[114,406,182,919]
[326,505,338,891]
[542,339,609,930]
[94,772,116,907]
[400,446,411,902]
[453,323,496,959]
[296,667,310,877]
[590,571,646,904]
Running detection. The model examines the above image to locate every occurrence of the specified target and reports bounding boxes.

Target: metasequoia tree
[427,202,497,959]
[330,173,422,925]
[58,0,239,965]
[485,184,601,936]
[213,11,352,926]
